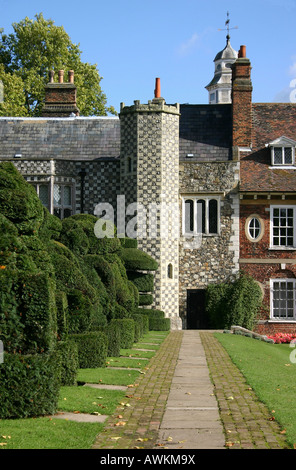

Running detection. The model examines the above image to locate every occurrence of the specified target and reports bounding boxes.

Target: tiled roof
[179,104,232,161]
[0,117,120,161]
[240,103,296,192]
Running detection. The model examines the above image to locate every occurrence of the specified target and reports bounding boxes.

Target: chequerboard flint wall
[119,96,182,329]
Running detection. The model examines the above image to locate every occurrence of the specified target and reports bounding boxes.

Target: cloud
[273,56,296,102]
[176,33,199,57]
[289,57,296,77]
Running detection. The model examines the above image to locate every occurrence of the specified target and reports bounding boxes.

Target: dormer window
[268,136,296,167]
[273,147,293,165]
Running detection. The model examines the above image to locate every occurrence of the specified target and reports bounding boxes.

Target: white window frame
[267,136,296,168]
[270,278,296,321]
[270,205,296,250]
[271,146,295,166]
[182,196,220,236]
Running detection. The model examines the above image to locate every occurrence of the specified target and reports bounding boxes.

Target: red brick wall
[240,202,296,334]
[232,58,252,148]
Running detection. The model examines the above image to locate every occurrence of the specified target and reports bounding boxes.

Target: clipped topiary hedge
[19,272,57,354]
[112,318,135,348]
[120,248,158,271]
[149,317,171,331]
[0,351,61,419]
[105,320,121,357]
[139,294,154,306]
[70,331,108,369]
[128,272,154,293]
[56,339,79,386]
[119,237,138,248]
[139,308,171,331]
[131,313,144,342]
[133,308,150,334]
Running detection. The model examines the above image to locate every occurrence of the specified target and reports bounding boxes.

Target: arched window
[183,197,219,236]
[168,263,173,279]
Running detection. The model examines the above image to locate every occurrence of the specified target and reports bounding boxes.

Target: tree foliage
[0,13,116,116]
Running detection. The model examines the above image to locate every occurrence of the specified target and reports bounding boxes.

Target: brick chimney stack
[42,70,80,117]
[231,45,253,149]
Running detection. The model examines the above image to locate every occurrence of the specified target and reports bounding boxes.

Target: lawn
[215,332,296,448]
[0,331,168,449]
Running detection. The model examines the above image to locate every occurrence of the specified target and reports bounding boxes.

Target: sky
[1,0,296,114]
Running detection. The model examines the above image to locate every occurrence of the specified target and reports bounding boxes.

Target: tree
[0,13,116,117]
[0,64,28,116]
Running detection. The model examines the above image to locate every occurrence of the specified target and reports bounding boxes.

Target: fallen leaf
[185,392,191,395]
[167,436,173,442]
[225,442,234,447]
[110,437,121,440]
[117,415,123,419]
[0,443,7,446]
[280,430,286,434]
[115,421,126,426]
[227,396,234,400]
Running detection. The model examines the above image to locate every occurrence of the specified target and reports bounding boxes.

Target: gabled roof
[240,104,296,193]
[266,136,296,147]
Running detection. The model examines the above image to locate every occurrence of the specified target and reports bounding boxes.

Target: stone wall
[179,160,240,326]
[120,99,182,329]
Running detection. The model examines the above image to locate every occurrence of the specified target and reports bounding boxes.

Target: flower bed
[267,333,296,344]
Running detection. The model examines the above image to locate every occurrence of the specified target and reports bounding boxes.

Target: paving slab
[50,412,108,423]
[156,330,225,449]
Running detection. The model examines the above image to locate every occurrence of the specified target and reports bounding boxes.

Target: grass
[0,331,168,449]
[215,332,296,448]
[77,367,141,385]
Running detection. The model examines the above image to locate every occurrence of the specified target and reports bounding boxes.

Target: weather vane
[218,11,238,39]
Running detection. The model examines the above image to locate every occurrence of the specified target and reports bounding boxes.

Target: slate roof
[179,104,232,161]
[240,103,296,192]
[0,116,120,161]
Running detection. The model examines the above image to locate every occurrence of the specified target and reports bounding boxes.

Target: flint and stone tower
[119,79,182,329]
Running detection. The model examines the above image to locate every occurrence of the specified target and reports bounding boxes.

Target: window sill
[258,319,296,323]
[269,247,296,251]
[269,166,296,170]
[182,233,219,238]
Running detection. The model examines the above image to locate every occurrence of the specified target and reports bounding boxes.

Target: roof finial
[218,11,238,42]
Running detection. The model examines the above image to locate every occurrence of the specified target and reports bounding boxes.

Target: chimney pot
[49,70,54,83]
[154,78,161,98]
[58,70,64,84]
[68,70,74,84]
[239,45,246,58]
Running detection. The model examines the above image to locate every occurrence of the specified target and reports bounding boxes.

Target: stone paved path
[92,330,290,450]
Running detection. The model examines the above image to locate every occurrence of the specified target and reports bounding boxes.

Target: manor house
[1,37,296,334]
